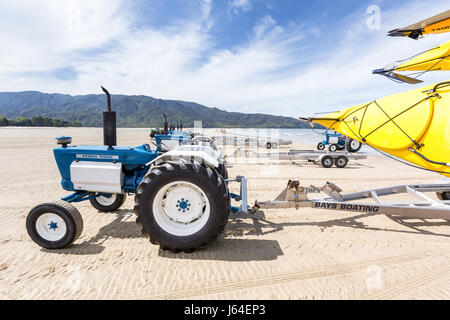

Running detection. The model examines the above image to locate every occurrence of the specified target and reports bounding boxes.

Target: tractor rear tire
[26,200,83,249]
[134,160,230,253]
[345,138,362,153]
[437,192,450,200]
[217,163,229,180]
[90,193,127,212]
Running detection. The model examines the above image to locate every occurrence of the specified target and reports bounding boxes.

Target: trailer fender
[148,145,222,169]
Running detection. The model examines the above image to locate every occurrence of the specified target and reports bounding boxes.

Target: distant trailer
[232,149,367,168]
[212,135,292,149]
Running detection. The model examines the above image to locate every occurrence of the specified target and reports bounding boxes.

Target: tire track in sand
[364,264,450,300]
[132,251,437,300]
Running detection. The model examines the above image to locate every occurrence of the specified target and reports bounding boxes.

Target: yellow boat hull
[307,81,450,177]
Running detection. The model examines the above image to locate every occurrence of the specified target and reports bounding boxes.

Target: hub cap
[153,181,210,236]
[36,213,67,241]
[96,194,117,206]
[350,140,361,149]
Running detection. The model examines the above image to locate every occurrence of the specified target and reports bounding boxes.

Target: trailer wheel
[134,160,230,253]
[437,192,450,200]
[266,142,272,149]
[321,156,334,168]
[26,200,83,249]
[334,156,348,168]
[345,138,362,153]
[329,144,338,152]
[89,193,126,212]
[317,143,325,150]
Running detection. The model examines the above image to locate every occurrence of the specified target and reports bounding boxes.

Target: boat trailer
[232,149,367,168]
[229,177,450,220]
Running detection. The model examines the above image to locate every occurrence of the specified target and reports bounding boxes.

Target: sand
[0,127,449,300]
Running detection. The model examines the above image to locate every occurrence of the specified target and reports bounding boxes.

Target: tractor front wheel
[329,144,338,152]
[134,160,230,253]
[90,193,127,212]
[26,200,83,249]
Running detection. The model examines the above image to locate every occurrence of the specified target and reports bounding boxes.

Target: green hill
[0,91,308,128]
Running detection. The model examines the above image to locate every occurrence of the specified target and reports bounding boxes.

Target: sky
[0,0,449,117]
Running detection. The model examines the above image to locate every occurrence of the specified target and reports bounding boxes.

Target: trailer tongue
[229,178,450,220]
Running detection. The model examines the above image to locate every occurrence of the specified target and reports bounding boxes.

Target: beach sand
[0,127,449,300]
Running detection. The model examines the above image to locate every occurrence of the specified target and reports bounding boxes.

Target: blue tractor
[317,131,362,153]
[26,87,230,253]
[150,115,191,151]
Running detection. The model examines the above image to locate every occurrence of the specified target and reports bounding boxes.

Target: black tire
[329,144,338,152]
[334,156,348,168]
[317,143,325,150]
[26,200,83,249]
[321,156,334,168]
[437,192,450,200]
[345,138,362,153]
[89,193,127,212]
[134,160,231,253]
[266,142,272,149]
[217,163,229,180]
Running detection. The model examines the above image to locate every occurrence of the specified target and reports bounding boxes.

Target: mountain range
[0,91,309,128]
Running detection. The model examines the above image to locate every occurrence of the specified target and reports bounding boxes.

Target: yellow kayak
[395,40,450,72]
[301,81,450,177]
[374,40,450,83]
[388,10,450,39]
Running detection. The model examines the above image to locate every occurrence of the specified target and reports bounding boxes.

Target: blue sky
[0,0,449,117]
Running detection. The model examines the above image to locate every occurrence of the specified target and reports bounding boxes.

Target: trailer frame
[232,149,367,168]
[229,177,450,220]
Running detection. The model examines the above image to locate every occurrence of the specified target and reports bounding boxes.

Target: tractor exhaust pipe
[101,86,117,149]
[163,113,169,135]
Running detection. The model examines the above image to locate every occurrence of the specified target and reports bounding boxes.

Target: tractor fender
[147,145,222,169]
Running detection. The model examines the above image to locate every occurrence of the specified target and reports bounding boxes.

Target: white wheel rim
[350,140,360,149]
[153,181,210,237]
[337,159,346,166]
[324,158,333,166]
[96,194,117,206]
[36,213,67,241]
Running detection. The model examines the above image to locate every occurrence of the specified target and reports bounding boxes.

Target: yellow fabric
[309,81,450,177]
[395,40,450,72]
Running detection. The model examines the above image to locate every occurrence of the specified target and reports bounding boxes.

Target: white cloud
[229,0,252,13]
[0,0,127,73]
[0,0,449,118]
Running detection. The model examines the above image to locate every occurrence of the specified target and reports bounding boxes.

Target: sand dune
[0,127,449,300]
